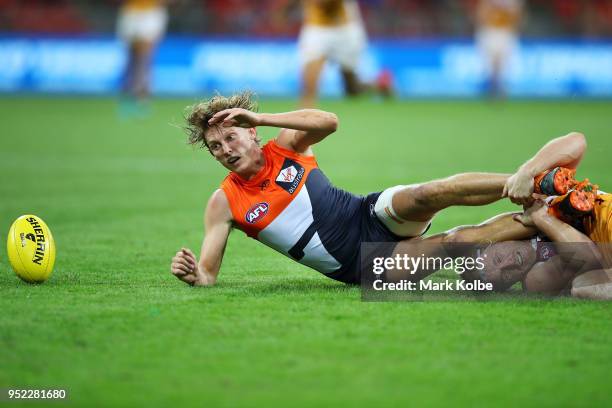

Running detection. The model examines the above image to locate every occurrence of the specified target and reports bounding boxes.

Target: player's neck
[235,149,266,181]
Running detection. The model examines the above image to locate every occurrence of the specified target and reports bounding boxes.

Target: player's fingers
[209,110,230,125]
[222,113,239,127]
[513,214,529,225]
[533,199,546,208]
[502,184,508,198]
[173,253,190,264]
[212,109,232,118]
[172,262,192,275]
[174,257,195,271]
[181,274,197,285]
[532,193,547,200]
[181,248,197,264]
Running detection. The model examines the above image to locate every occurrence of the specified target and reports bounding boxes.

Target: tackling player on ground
[473,133,612,299]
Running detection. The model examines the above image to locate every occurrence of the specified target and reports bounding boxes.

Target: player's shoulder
[208,188,230,206]
[206,189,232,219]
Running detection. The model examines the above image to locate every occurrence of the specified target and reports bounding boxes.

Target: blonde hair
[185,91,259,149]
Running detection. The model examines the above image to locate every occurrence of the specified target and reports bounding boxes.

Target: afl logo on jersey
[245,202,269,224]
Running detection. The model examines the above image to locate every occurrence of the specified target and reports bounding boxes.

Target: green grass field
[1,97,611,407]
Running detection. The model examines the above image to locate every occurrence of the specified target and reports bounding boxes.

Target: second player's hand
[171,248,207,286]
[208,108,260,128]
[514,199,549,227]
[503,169,535,205]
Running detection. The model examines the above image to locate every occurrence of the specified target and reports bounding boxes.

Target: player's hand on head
[208,108,260,129]
[503,170,535,206]
[171,248,206,286]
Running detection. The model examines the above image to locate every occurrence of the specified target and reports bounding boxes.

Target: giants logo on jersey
[275,159,305,194]
[245,202,269,224]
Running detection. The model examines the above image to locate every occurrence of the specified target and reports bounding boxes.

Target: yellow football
[6,215,56,283]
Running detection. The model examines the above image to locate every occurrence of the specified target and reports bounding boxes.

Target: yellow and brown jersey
[302,0,360,27]
[585,193,612,267]
[123,0,163,11]
[478,0,522,30]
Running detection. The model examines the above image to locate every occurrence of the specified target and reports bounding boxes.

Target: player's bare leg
[126,39,155,100]
[300,56,326,108]
[341,68,362,97]
[392,173,509,223]
[571,269,612,300]
[489,52,504,98]
[341,67,393,99]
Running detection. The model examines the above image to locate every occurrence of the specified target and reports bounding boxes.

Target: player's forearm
[257,110,338,134]
[532,213,604,271]
[518,132,586,177]
[532,212,591,244]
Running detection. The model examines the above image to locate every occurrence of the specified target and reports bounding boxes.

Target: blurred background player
[475,0,523,97]
[297,0,391,107]
[116,0,169,115]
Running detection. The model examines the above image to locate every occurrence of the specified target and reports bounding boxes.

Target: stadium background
[1,1,611,407]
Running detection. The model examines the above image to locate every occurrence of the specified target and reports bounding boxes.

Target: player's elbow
[325,112,339,133]
[567,131,586,144]
[567,131,586,153]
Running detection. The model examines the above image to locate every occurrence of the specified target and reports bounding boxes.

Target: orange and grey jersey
[220,140,397,282]
[302,0,361,27]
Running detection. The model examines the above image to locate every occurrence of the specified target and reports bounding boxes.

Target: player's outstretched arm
[170,189,232,286]
[504,132,586,204]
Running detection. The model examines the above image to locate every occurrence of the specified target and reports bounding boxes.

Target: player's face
[205,126,260,173]
[481,241,536,290]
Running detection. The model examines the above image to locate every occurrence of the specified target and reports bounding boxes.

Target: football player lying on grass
[170,91,542,287]
[474,196,611,300]
[466,133,612,299]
